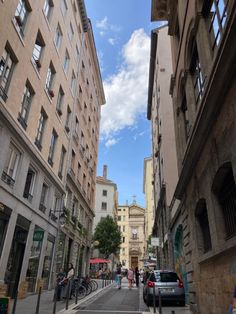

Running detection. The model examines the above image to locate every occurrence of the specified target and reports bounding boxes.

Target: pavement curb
[57,282,114,313]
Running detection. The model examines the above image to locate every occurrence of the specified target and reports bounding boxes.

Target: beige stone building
[0,0,105,298]
[117,202,146,269]
[152,0,236,313]
[143,157,154,251]
[147,25,178,269]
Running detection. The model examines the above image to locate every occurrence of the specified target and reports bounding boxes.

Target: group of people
[56,263,75,301]
[115,265,143,290]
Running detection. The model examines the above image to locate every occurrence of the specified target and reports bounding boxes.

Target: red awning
[89,258,111,264]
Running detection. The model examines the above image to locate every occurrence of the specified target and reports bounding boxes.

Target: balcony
[1,171,15,187]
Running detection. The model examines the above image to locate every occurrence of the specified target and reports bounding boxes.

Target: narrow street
[74,280,149,314]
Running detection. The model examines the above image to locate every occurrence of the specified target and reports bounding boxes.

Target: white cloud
[96,16,121,37]
[105,138,119,148]
[100,29,150,142]
[96,17,108,30]
[108,38,115,45]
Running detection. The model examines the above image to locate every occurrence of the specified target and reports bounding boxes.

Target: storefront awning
[89,258,111,264]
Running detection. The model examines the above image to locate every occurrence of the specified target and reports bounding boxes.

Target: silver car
[143,270,185,306]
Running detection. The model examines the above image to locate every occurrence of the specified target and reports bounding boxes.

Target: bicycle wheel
[91,280,98,291]
[77,285,87,299]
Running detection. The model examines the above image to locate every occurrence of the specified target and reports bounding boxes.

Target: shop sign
[151,237,159,247]
[0,297,10,313]
[33,230,44,242]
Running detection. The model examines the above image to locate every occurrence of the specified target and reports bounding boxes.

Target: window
[74,117,79,137]
[83,173,86,189]
[56,86,64,116]
[195,199,212,253]
[76,45,79,63]
[43,0,53,21]
[212,163,236,239]
[87,182,91,198]
[71,150,75,172]
[39,183,48,213]
[32,31,45,71]
[122,248,125,254]
[18,81,34,129]
[65,106,71,133]
[54,24,62,50]
[180,90,190,139]
[63,50,70,74]
[23,167,36,201]
[101,202,107,210]
[190,41,205,105]
[48,129,57,166]
[68,22,74,42]
[123,226,125,232]
[203,0,229,49]
[35,109,47,150]
[14,0,31,37]
[60,0,67,17]
[102,190,107,196]
[58,145,66,178]
[117,216,121,221]
[72,197,78,217]
[1,143,20,186]
[123,216,125,221]
[45,62,55,97]
[123,237,125,243]
[70,71,76,95]
[77,162,81,181]
[0,46,16,101]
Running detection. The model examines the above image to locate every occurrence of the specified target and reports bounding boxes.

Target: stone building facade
[117,202,146,269]
[0,0,105,299]
[151,0,236,313]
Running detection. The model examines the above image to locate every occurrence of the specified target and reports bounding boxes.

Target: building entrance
[5,226,27,298]
[130,256,138,269]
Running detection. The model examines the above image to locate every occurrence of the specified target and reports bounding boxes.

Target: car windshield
[154,272,179,282]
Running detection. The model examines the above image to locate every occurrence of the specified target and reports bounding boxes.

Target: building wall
[0,0,104,298]
[151,0,236,313]
[143,157,154,253]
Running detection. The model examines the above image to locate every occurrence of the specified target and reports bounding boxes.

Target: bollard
[75,281,78,304]
[35,286,42,314]
[52,285,58,314]
[158,288,162,314]
[171,311,175,314]
[12,290,18,314]
[153,285,156,313]
[65,280,71,310]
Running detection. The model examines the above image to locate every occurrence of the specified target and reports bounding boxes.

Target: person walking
[127,267,134,290]
[62,263,74,299]
[56,268,66,300]
[135,267,140,287]
[116,264,122,289]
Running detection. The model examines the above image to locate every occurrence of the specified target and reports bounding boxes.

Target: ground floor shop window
[26,227,44,292]
[42,235,54,289]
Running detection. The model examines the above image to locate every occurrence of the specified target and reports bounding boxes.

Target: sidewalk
[149,305,192,314]
[11,279,112,314]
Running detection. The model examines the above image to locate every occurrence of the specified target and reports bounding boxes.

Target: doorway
[131,256,138,269]
[5,226,27,298]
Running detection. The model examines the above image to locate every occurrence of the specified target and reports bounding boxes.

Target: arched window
[195,199,212,253]
[212,163,236,239]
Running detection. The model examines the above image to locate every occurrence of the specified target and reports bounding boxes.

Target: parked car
[143,270,185,306]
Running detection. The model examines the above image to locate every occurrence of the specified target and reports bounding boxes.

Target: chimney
[103,165,107,179]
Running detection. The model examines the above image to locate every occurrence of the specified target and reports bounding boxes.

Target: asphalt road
[74,281,150,314]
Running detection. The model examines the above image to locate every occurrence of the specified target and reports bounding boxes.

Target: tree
[93,215,122,258]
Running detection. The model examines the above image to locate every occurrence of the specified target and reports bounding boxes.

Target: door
[131,256,138,269]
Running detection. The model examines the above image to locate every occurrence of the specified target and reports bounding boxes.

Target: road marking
[75,310,142,313]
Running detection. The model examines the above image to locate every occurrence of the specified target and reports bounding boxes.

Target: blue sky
[85,0,158,206]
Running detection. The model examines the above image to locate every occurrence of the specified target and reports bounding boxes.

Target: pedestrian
[56,268,66,301]
[127,267,134,290]
[135,267,140,287]
[116,264,122,289]
[61,263,74,299]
